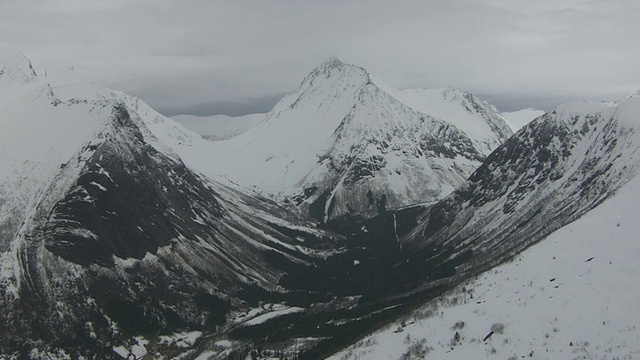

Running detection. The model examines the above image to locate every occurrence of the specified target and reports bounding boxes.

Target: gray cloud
[1,0,639,115]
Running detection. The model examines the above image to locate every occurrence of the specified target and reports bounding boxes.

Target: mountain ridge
[207,57,513,222]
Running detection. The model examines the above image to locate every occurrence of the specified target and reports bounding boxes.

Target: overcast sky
[1,0,639,115]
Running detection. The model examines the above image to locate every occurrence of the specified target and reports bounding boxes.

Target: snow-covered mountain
[3,49,639,359]
[172,112,263,141]
[502,107,546,131]
[0,50,344,357]
[331,170,640,360]
[326,92,640,359]
[209,57,513,222]
[185,93,640,359]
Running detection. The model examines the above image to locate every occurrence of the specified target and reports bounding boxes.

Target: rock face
[212,57,512,223]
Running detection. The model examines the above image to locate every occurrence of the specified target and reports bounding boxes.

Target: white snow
[158,331,203,348]
[0,47,43,105]
[172,112,264,140]
[236,303,305,326]
[205,57,372,195]
[0,80,116,293]
[380,84,513,154]
[245,306,304,326]
[502,107,546,131]
[158,58,510,220]
[113,336,148,359]
[331,171,640,360]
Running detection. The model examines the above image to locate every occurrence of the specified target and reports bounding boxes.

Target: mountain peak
[0,47,38,84]
[0,47,43,103]
[320,56,344,68]
[301,57,369,87]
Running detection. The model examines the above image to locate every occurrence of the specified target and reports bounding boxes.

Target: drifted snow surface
[331,173,640,360]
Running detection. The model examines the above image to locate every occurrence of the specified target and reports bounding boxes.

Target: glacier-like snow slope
[331,168,640,360]
[205,57,513,222]
[172,112,264,141]
[502,107,547,132]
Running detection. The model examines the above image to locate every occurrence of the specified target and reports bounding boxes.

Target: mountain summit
[209,57,513,222]
[0,47,38,82]
[0,47,42,103]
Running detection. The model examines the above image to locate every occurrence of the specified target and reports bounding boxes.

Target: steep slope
[5,48,638,359]
[411,98,637,263]
[502,107,547,131]
[0,69,342,358]
[297,83,485,222]
[314,96,639,319]
[331,171,640,360]
[172,112,264,141]
[345,96,640,300]
[209,58,512,222]
[210,57,372,193]
[183,95,640,360]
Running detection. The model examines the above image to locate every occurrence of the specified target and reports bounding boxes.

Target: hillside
[332,167,640,360]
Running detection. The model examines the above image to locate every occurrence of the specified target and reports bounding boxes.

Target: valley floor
[330,174,640,360]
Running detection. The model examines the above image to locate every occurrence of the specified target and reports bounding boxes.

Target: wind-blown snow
[331,167,640,360]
